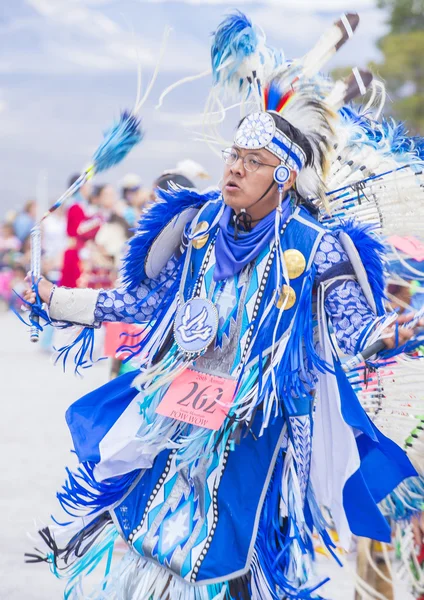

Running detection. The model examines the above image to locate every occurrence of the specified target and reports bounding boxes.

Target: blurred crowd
[0,160,209,313]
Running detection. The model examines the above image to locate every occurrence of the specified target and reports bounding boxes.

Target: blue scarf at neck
[213,199,292,281]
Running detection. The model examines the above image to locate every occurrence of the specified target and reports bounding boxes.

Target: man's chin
[222,191,247,209]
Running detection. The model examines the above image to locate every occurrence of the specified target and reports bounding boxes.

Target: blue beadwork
[94,257,178,324]
[94,232,377,357]
[314,232,375,355]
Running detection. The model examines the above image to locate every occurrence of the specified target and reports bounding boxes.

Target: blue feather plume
[121,186,220,290]
[336,219,387,315]
[92,111,143,175]
[211,11,258,85]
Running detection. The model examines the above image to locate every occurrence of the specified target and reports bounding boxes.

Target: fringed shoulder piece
[334,219,386,315]
[121,185,220,290]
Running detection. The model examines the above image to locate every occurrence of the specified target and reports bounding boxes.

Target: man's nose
[230,156,245,176]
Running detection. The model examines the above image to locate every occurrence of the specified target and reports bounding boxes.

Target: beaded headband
[234,111,307,173]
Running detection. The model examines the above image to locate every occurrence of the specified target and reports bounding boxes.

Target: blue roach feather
[92,111,143,175]
[266,79,284,112]
[336,219,387,316]
[379,117,424,162]
[339,106,379,146]
[211,11,258,85]
[121,186,219,290]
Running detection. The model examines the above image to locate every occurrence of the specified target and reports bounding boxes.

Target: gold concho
[192,221,209,250]
[276,285,296,310]
[283,249,306,280]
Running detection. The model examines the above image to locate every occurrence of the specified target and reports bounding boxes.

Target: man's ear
[285,170,297,191]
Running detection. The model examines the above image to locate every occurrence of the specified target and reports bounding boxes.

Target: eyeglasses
[221,147,276,173]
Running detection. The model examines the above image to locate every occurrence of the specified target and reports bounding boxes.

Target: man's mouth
[225,180,240,191]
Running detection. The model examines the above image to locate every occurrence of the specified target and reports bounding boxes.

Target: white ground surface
[0,312,415,599]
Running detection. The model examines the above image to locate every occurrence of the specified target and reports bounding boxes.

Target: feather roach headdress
[217,12,372,208]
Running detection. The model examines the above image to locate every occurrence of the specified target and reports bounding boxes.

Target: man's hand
[23,274,54,306]
[382,313,423,349]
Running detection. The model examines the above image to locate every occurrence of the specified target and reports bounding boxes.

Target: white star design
[161,504,190,551]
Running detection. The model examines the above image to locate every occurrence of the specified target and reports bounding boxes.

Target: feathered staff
[28,27,172,342]
[28,112,144,341]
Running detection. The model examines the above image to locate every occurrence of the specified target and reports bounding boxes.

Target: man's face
[222,146,281,212]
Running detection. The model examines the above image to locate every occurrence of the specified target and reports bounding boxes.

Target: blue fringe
[57,460,140,518]
[274,269,330,408]
[121,186,218,291]
[61,524,118,599]
[54,327,106,375]
[254,450,328,599]
[12,295,52,332]
[379,336,424,360]
[93,111,143,175]
[336,219,387,316]
[12,278,57,332]
[380,475,424,521]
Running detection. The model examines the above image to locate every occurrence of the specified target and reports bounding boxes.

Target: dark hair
[155,173,195,191]
[108,213,131,238]
[13,265,27,277]
[268,112,315,168]
[91,184,107,199]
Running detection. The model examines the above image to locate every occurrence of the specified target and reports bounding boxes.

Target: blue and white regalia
[25,10,424,600]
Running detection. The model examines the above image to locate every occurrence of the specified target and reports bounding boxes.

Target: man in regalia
[22,11,424,600]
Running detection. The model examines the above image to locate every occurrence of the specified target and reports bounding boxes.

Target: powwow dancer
[21,11,424,600]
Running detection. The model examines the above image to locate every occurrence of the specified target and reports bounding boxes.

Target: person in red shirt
[59,174,102,288]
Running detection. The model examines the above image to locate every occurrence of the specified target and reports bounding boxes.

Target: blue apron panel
[110,412,285,584]
[197,413,286,582]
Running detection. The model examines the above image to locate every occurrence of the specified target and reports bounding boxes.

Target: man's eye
[247,158,260,167]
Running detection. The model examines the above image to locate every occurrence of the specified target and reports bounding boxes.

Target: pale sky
[0,0,389,212]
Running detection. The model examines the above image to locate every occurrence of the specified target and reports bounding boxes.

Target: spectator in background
[60,174,102,288]
[154,159,209,191]
[120,173,147,227]
[95,184,130,264]
[77,184,129,290]
[13,200,36,243]
[42,204,67,284]
[0,222,21,254]
[387,280,412,314]
[154,172,195,191]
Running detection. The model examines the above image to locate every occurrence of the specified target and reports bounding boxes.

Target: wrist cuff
[49,286,100,326]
